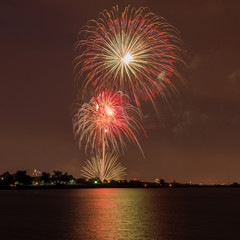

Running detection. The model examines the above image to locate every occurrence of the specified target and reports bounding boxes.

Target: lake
[0,188,239,240]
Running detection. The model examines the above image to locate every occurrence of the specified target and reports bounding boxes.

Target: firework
[81,152,126,182]
[73,90,145,181]
[74,5,185,108]
[73,90,145,155]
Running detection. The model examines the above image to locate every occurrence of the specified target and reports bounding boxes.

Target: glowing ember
[122,52,133,65]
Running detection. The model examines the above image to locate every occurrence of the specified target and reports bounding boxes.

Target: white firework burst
[81,152,126,182]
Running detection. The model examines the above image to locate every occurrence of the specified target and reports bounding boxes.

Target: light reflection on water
[71,189,163,240]
[0,188,240,240]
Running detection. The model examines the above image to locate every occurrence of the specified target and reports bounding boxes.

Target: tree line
[0,171,76,186]
[1,170,176,187]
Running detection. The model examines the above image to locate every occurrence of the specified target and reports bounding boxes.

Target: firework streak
[73,91,145,181]
[81,152,126,182]
[73,91,145,155]
[75,5,185,108]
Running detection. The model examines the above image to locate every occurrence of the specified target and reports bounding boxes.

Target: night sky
[1,0,240,184]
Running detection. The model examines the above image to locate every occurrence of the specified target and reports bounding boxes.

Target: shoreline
[1,184,239,190]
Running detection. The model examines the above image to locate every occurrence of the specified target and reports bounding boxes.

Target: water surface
[0,188,239,240]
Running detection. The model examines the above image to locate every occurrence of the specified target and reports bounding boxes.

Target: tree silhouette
[14,171,32,186]
[40,172,51,185]
[51,171,63,184]
[0,172,14,185]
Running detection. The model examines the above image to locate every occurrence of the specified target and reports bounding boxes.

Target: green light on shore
[94,180,98,184]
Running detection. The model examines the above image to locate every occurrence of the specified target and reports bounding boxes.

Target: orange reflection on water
[71,188,162,240]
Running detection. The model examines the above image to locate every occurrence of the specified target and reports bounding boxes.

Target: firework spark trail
[73,90,145,180]
[74,5,186,109]
[81,152,126,182]
[73,90,145,155]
